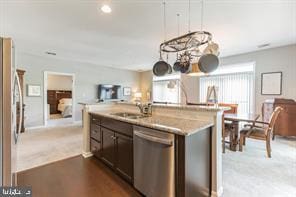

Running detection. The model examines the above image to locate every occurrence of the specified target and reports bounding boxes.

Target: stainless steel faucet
[136,102,152,116]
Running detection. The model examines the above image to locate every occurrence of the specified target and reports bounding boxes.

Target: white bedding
[58,98,72,118]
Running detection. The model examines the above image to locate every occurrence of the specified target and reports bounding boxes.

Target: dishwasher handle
[134,130,173,146]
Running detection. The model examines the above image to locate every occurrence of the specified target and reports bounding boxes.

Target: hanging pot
[173,53,181,72]
[203,42,220,56]
[180,61,190,73]
[173,61,181,71]
[198,54,219,73]
[179,51,191,73]
[153,60,170,76]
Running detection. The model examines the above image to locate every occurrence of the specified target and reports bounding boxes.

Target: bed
[58,98,72,118]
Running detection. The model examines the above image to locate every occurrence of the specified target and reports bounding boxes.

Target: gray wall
[19,53,140,128]
[140,44,296,113]
[219,44,296,113]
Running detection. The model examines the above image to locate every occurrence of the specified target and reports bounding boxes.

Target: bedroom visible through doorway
[44,71,75,127]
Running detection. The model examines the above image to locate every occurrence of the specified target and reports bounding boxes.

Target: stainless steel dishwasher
[133,126,175,197]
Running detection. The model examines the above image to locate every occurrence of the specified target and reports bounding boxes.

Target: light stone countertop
[89,109,214,136]
[117,102,229,112]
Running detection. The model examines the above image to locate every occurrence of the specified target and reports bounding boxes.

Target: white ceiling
[1,0,295,71]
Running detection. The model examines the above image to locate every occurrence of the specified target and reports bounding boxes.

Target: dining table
[224,113,260,151]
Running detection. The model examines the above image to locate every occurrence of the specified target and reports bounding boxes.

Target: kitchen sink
[111,112,146,119]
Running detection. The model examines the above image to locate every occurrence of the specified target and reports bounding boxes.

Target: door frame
[43,71,75,126]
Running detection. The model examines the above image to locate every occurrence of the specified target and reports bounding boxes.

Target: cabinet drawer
[90,139,101,158]
[91,124,101,142]
[91,115,101,125]
[101,117,133,137]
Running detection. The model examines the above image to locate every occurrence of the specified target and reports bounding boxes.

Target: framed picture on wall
[123,87,131,96]
[261,72,282,95]
[27,84,41,97]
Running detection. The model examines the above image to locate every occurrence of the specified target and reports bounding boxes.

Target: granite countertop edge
[117,102,228,112]
[89,111,214,136]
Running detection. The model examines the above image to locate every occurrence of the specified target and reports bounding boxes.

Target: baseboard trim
[211,187,223,197]
[82,152,93,158]
[25,125,47,130]
[73,120,82,125]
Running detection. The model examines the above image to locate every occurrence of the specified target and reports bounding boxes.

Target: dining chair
[221,103,238,153]
[239,107,283,158]
[222,115,234,153]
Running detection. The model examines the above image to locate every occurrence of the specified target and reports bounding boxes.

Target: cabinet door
[115,133,133,183]
[101,127,115,167]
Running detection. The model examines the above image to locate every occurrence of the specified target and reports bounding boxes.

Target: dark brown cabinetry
[90,115,133,183]
[90,124,101,142]
[115,132,133,182]
[101,127,116,167]
[262,98,296,137]
[90,139,101,158]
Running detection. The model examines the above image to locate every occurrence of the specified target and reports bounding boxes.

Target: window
[153,74,180,104]
[199,63,255,114]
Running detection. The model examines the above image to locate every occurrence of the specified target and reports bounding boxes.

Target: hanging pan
[153,52,171,76]
[198,54,219,73]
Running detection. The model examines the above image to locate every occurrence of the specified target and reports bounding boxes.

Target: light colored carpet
[17,125,83,172]
[47,117,74,127]
[223,137,296,197]
[50,114,63,119]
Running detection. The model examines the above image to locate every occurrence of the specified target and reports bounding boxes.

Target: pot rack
[159,30,213,58]
[153,0,219,76]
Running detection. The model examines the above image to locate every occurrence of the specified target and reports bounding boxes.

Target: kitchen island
[81,102,225,197]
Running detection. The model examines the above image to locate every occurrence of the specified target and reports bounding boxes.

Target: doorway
[43,71,75,127]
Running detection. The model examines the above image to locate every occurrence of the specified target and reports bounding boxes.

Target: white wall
[19,53,140,128]
[47,74,72,91]
[140,44,296,113]
[181,74,200,104]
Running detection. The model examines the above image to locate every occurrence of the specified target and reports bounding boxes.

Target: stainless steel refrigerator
[0,37,23,186]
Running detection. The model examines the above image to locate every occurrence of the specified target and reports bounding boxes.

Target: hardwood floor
[17,155,142,197]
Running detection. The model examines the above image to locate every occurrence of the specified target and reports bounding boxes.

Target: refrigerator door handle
[15,73,22,143]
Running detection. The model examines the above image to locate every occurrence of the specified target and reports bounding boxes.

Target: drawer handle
[92,146,98,151]
[92,130,98,133]
[110,136,116,140]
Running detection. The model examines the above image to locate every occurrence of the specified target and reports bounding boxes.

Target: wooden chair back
[219,103,238,114]
[266,107,283,135]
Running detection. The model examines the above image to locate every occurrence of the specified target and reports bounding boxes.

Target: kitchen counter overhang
[89,109,214,136]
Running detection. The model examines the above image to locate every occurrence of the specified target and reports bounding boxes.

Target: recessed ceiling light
[45,51,56,56]
[101,4,112,13]
[258,43,270,48]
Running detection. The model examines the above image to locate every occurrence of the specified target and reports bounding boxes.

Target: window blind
[199,72,254,114]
